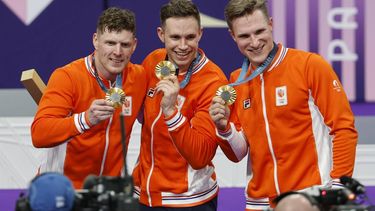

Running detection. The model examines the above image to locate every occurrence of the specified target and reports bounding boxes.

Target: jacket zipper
[260,74,280,195]
[146,109,163,206]
[99,115,113,175]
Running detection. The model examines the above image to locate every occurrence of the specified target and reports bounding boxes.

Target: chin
[109,69,123,75]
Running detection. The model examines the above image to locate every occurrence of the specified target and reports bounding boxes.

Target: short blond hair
[225,0,269,30]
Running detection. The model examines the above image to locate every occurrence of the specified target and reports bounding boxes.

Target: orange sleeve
[215,70,246,163]
[167,75,227,169]
[306,54,358,178]
[31,68,82,148]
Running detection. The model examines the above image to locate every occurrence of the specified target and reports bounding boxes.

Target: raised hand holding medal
[154,53,201,118]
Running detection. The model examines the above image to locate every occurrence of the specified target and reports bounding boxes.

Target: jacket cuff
[331,178,345,189]
[216,123,235,139]
[74,112,91,133]
[165,110,186,131]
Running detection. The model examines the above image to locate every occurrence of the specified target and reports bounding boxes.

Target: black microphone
[340,176,366,194]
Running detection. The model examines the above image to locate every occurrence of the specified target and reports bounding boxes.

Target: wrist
[217,124,232,138]
[217,123,231,133]
[163,106,178,119]
[84,111,93,127]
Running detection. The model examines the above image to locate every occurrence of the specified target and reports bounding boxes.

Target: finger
[159,76,180,89]
[94,99,111,106]
[91,105,115,115]
[157,79,174,88]
[156,80,173,89]
[155,84,169,95]
[211,113,226,123]
[210,103,227,114]
[212,96,225,105]
[216,109,227,118]
[163,75,178,82]
[96,114,113,121]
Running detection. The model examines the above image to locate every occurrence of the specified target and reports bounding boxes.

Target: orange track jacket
[31,54,147,188]
[219,44,358,210]
[133,48,228,207]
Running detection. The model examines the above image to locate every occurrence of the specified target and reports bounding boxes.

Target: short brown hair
[160,0,200,28]
[225,0,269,30]
[96,7,136,36]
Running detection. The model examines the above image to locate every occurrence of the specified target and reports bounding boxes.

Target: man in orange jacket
[132,0,228,210]
[31,7,147,189]
[209,0,358,210]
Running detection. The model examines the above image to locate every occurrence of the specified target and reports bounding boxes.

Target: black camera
[312,176,373,211]
[74,175,139,211]
[274,176,374,211]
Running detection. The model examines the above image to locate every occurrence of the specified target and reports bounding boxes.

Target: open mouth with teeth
[110,58,124,63]
[175,51,190,58]
[248,45,264,54]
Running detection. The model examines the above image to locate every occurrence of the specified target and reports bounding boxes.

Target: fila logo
[275,86,288,106]
[147,88,155,97]
[243,99,251,109]
[333,80,341,92]
[1,0,54,25]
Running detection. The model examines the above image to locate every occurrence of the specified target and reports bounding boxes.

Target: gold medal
[155,61,176,79]
[216,85,237,105]
[105,87,125,108]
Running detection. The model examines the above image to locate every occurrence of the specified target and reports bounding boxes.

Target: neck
[178,67,188,74]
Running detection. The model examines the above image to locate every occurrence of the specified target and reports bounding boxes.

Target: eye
[237,34,250,39]
[186,34,196,40]
[121,42,131,48]
[255,29,266,35]
[170,35,180,40]
[107,41,116,46]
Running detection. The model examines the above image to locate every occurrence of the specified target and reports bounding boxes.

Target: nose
[249,35,260,47]
[113,44,122,55]
[178,39,188,50]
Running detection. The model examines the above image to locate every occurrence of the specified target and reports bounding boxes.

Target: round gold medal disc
[155,61,176,79]
[105,87,125,108]
[216,85,237,105]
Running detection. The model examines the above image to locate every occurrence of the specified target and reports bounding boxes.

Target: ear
[197,27,203,42]
[268,17,273,32]
[228,29,236,42]
[93,33,98,50]
[131,37,138,53]
[157,27,165,43]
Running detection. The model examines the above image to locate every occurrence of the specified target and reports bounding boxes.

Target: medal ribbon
[166,52,201,89]
[178,52,201,89]
[229,42,278,87]
[92,55,123,93]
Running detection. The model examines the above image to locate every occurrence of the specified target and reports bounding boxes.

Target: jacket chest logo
[243,98,251,109]
[275,86,288,106]
[122,96,132,116]
[147,88,155,98]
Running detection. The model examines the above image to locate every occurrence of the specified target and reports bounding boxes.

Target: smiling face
[157,16,202,74]
[230,9,274,67]
[93,28,137,81]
